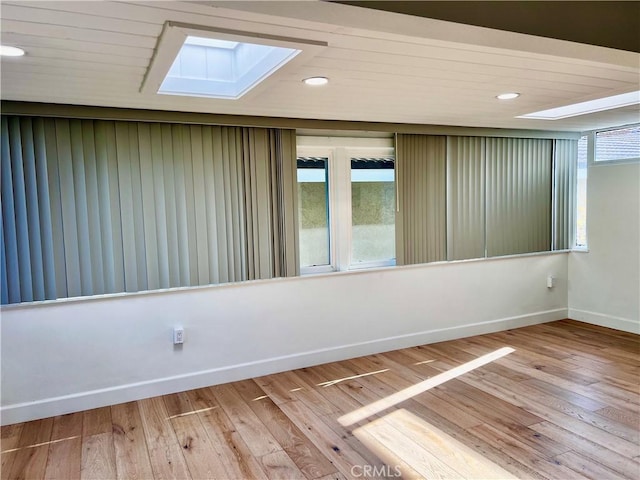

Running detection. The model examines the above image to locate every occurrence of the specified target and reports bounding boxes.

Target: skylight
[517,90,640,120]
[158,35,301,100]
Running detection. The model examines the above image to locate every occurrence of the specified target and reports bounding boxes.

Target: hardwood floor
[2,319,639,479]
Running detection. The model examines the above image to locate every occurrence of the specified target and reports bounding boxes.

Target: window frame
[591,123,640,166]
[296,136,396,275]
[574,134,588,250]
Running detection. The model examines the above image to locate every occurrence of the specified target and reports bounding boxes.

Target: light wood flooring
[2,319,639,479]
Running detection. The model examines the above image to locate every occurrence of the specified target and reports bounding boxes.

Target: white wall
[569,162,640,333]
[1,253,568,425]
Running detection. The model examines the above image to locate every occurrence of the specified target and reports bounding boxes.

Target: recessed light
[0,45,26,57]
[303,76,329,86]
[517,90,640,120]
[496,92,520,100]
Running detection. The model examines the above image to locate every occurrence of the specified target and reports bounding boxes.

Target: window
[576,135,588,248]
[297,157,330,270]
[296,137,395,274]
[350,157,395,266]
[595,125,640,162]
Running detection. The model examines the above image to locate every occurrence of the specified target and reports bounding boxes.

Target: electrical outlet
[173,326,184,344]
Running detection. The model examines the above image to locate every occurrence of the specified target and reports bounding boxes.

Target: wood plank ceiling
[1,1,638,131]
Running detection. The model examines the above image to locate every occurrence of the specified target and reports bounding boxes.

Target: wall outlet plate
[173,326,184,344]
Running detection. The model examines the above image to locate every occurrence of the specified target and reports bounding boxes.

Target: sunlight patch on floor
[1,435,81,454]
[318,369,390,388]
[166,405,218,419]
[353,409,517,479]
[339,347,515,426]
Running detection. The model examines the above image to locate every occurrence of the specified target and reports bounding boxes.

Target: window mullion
[333,147,352,271]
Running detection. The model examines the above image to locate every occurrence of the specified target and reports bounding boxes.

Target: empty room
[1,1,639,479]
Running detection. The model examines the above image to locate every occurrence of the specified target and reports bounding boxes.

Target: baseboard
[568,308,640,334]
[0,308,566,425]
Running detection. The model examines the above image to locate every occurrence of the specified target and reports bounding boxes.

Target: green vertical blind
[486,137,552,256]
[1,116,297,304]
[395,134,446,265]
[399,134,571,265]
[553,139,577,250]
[446,136,486,261]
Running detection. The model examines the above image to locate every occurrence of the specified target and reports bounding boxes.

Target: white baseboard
[568,308,640,334]
[0,308,566,426]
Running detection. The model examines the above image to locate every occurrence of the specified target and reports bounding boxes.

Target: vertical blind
[446,136,486,261]
[399,134,568,265]
[1,116,297,304]
[2,112,578,304]
[486,138,552,257]
[395,134,446,265]
[553,139,577,250]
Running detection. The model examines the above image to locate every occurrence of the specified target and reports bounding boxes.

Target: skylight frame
[141,22,327,101]
[517,90,640,120]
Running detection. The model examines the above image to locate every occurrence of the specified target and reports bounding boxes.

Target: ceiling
[1,0,638,132]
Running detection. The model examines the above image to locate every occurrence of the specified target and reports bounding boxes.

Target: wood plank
[383,409,518,479]
[523,379,608,411]
[594,405,640,430]
[530,421,640,479]
[345,355,489,431]
[0,20,156,48]
[0,4,160,37]
[458,341,640,414]
[1,424,24,477]
[1,452,17,480]
[210,383,282,458]
[291,364,411,473]
[7,418,54,480]
[468,423,589,480]
[80,432,116,480]
[354,417,461,479]
[6,446,49,480]
[352,425,427,480]
[169,404,228,480]
[0,32,152,57]
[232,379,336,479]
[359,351,534,432]
[467,334,600,386]
[259,450,307,480]
[274,400,384,479]
[555,450,629,480]
[137,397,191,480]
[81,407,111,437]
[44,413,83,480]
[162,392,194,418]
[44,436,82,480]
[184,388,269,480]
[554,320,640,346]
[111,402,154,480]
[315,473,348,480]
[447,366,640,459]
[256,370,342,416]
[1,423,25,452]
